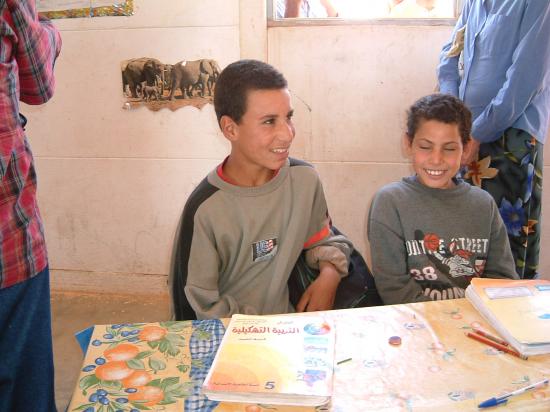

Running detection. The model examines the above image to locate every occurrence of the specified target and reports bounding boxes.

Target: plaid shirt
[0,1,61,289]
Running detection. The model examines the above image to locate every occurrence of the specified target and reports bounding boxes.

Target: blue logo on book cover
[304,322,331,335]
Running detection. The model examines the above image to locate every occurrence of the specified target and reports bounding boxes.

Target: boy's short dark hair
[214,59,288,125]
[406,93,472,145]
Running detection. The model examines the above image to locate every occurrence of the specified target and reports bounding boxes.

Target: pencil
[471,327,510,347]
[465,332,528,360]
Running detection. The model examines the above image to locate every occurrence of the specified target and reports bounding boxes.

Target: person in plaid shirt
[0,1,61,410]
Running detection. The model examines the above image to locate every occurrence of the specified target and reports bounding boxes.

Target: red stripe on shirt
[304,224,330,249]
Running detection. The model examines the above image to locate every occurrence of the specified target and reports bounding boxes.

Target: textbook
[465,278,550,356]
[202,314,335,406]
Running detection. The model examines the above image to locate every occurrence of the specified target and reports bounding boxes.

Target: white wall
[23,1,549,293]
[24,0,240,292]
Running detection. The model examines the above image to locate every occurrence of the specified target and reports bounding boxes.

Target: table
[68,299,550,411]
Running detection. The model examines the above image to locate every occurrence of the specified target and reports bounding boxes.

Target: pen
[465,332,528,360]
[478,378,549,408]
[471,327,509,347]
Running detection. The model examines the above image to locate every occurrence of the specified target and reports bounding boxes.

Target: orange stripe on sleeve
[303,224,330,249]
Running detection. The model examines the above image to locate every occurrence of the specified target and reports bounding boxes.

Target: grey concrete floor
[51,291,170,411]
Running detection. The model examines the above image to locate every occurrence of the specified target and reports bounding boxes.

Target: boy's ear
[219,115,239,142]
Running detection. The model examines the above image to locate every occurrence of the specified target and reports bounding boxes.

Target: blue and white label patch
[252,238,278,262]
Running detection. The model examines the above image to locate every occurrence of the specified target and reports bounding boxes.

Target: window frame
[267,0,464,27]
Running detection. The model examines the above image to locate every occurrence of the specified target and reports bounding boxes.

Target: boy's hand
[296,261,341,312]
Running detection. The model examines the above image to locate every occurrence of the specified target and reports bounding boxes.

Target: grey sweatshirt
[367,176,518,305]
[170,158,352,320]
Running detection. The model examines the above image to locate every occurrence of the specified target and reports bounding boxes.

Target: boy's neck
[220,156,279,187]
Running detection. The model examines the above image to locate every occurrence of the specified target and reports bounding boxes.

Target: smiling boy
[367,94,518,305]
[170,59,352,320]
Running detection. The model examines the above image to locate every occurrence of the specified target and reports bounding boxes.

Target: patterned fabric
[0,1,61,288]
[185,319,225,411]
[67,301,550,411]
[464,128,543,279]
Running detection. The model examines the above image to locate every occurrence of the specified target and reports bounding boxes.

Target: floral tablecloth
[68,298,550,411]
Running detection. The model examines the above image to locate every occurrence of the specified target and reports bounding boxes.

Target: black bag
[288,227,383,309]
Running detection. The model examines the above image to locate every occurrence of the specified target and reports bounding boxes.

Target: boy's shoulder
[184,158,319,208]
[288,157,313,168]
[369,180,412,215]
[287,157,319,180]
[287,158,328,194]
[182,175,220,214]
[373,179,410,199]
[460,182,497,206]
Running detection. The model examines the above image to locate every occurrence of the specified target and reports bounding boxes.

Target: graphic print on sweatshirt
[406,230,489,277]
[404,230,490,300]
[252,238,278,263]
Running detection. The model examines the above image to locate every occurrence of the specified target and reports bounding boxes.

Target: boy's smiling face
[407,119,468,189]
[221,88,295,186]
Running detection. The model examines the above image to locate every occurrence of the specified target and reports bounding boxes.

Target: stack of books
[465,278,550,356]
[202,313,335,407]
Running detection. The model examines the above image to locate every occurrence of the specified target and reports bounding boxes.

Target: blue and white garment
[438,0,550,144]
[184,319,225,411]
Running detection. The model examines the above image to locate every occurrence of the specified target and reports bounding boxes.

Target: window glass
[274,0,460,20]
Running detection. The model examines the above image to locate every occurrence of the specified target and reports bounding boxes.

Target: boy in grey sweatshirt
[170,60,352,320]
[368,94,518,305]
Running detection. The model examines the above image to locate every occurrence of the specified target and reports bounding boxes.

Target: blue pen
[478,378,549,409]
